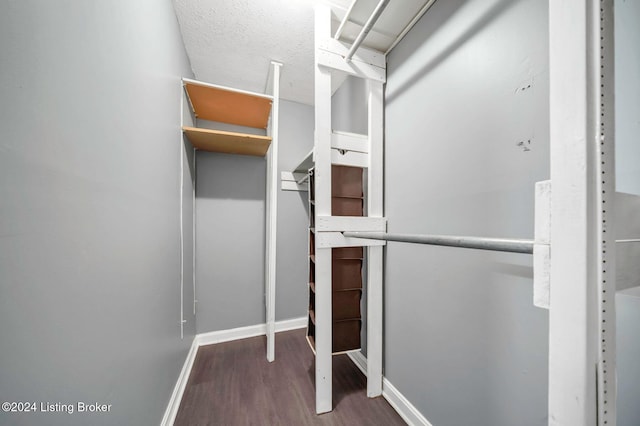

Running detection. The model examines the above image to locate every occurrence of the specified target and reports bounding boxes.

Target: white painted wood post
[180,82,185,340]
[314,3,334,414]
[193,146,197,317]
[593,1,616,424]
[367,80,384,397]
[265,62,282,363]
[548,0,615,424]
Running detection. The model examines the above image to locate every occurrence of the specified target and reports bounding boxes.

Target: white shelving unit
[309,4,387,414]
[281,149,314,191]
[302,1,622,423]
[181,62,283,362]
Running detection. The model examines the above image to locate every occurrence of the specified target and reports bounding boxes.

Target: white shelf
[281,149,314,191]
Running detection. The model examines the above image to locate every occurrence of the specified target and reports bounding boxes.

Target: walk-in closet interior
[0,0,638,425]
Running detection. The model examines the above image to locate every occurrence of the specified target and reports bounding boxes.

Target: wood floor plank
[174,329,406,425]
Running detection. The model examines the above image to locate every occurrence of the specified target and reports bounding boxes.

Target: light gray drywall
[276,100,315,321]
[182,134,196,338]
[195,99,313,332]
[616,193,640,292]
[617,287,640,426]
[332,76,369,135]
[615,0,640,196]
[615,2,640,423]
[0,1,194,425]
[384,0,549,425]
[195,152,267,333]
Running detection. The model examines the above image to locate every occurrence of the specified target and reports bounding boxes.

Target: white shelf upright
[181,61,283,363]
[312,3,387,414]
[548,0,616,424]
[265,61,283,362]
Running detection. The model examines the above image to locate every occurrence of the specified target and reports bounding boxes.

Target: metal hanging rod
[345,0,390,62]
[343,232,535,254]
[343,232,640,253]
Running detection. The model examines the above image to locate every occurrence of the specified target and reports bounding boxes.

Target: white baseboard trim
[161,336,199,426]
[162,317,307,425]
[347,350,368,376]
[196,316,307,347]
[196,323,266,347]
[275,316,308,332]
[382,378,433,426]
[346,352,433,426]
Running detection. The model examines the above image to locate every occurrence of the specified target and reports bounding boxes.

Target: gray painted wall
[182,134,196,338]
[276,101,315,321]
[0,1,194,425]
[195,152,267,333]
[332,76,369,135]
[195,100,313,333]
[617,287,640,426]
[384,0,549,425]
[615,0,640,196]
[613,192,640,426]
[615,2,640,424]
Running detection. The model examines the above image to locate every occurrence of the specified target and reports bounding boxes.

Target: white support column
[548,0,594,422]
[180,82,185,340]
[594,1,616,424]
[265,61,282,362]
[548,0,615,424]
[314,3,333,414]
[193,146,197,317]
[366,81,384,398]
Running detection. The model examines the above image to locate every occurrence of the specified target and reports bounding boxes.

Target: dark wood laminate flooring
[174,329,406,426]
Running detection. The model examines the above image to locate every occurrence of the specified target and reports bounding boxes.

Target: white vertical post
[193,147,197,316]
[367,80,383,397]
[314,3,334,414]
[548,0,594,421]
[548,0,615,424]
[265,61,282,362]
[180,82,185,340]
[594,1,616,424]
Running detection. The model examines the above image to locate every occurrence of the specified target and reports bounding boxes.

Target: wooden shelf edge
[184,81,272,129]
[183,126,272,157]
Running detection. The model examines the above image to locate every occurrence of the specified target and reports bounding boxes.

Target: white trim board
[346,352,433,426]
[197,317,307,347]
[161,316,307,426]
[161,337,199,426]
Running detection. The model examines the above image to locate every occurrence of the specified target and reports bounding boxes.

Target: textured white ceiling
[173,0,433,105]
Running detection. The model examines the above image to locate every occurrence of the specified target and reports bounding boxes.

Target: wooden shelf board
[183,126,271,157]
[185,82,272,129]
